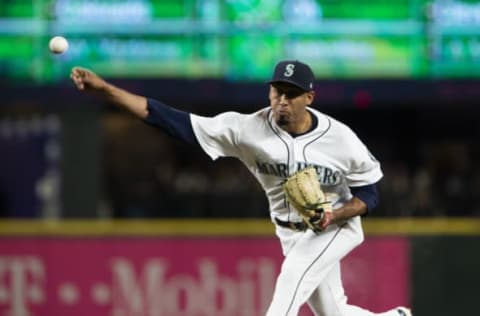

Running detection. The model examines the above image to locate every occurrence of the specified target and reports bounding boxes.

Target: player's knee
[347,229,365,247]
[347,220,365,246]
[353,231,364,246]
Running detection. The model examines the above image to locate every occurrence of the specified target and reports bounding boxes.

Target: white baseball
[49,36,69,54]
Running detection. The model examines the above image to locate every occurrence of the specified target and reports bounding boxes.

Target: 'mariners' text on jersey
[255,160,341,185]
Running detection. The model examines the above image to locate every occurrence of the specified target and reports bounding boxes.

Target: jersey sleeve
[144,98,197,144]
[345,131,383,187]
[190,112,243,160]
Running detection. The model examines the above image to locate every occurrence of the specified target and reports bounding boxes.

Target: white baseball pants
[266,217,400,316]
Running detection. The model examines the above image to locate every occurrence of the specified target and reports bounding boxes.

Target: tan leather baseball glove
[282,166,332,232]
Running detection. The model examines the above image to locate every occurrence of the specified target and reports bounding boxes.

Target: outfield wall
[0,218,478,316]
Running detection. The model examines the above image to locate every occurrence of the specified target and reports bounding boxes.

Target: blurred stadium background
[1,0,479,315]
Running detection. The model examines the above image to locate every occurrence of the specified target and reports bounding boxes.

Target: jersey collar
[268,107,326,139]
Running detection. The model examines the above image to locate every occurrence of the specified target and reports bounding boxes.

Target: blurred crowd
[1,107,479,218]
[377,141,480,217]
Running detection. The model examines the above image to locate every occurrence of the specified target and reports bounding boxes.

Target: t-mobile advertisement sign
[0,237,409,316]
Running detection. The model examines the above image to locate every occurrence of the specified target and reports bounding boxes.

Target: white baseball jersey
[191,106,382,219]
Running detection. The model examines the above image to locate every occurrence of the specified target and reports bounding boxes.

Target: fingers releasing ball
[49,36,69,54]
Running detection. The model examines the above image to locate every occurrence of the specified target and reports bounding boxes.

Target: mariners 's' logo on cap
[284,64,295,77]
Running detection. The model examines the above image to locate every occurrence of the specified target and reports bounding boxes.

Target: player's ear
[306,90,315,104]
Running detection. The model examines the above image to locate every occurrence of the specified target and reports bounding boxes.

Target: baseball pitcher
[71,60,412,316]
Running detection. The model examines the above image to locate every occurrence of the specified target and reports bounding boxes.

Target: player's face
[269,83,314,128]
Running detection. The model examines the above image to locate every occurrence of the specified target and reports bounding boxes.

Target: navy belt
[274,217,308,232]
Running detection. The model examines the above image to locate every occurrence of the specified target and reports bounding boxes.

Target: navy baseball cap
[267,60,315,91]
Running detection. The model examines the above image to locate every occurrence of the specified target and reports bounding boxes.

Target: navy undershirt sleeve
[144,98,198,144]
[349,183,379,214]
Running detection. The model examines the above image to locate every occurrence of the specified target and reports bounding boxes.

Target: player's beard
[276,115,289,126]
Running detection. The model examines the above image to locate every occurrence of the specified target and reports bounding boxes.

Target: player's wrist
[98,80,113,94]
[328,207,350,223]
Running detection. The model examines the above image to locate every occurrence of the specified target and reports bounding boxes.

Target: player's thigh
[273,229,352,307]
[281,224,360,279]
[277,230,337,287]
